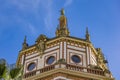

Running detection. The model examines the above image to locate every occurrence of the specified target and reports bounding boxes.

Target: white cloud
[10,0,41,11]
[42,0,54,30]
[64,0,73,7]
[16,0,54,34]
[14,16,38,35]
[0,0,55,35]
[27,23,38,35]
[10,0,54,30]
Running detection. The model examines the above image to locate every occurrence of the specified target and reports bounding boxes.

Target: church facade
[17,9,114,80]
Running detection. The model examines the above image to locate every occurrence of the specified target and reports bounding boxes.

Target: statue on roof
[61,8,65,15]
[59,8,67,28]
[56,8,70,37]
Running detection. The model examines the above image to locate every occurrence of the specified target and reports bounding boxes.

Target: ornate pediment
[36,34,47,44]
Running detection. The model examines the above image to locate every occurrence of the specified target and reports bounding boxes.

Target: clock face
[27,63,36,71]
[71,55,81,63]
[46,56,55,65]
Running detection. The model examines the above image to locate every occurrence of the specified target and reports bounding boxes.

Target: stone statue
[39,40,45,52]
[59,9,67,28]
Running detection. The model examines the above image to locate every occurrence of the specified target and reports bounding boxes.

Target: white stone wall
[24,45,60,73]
[87,47,97,66]
[86,46,90,66]
[67,44,87,67]
[23,40,98,74]
[90,50,97,65]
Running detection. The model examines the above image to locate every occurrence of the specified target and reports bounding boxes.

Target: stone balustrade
[24,63,104,78]
[66,64,104,76]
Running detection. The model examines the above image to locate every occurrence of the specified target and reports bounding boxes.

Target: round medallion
[71,55,81,63]
[28,63,36,71]
[46,56,55,65]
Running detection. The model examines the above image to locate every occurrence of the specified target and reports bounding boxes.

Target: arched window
[27,63,36,71]
[71,55,81,63]
[46,56,55,65]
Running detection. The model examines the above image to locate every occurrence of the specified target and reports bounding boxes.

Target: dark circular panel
[46,56,55,65]
[28,63,36,71]
[71,55,81,63]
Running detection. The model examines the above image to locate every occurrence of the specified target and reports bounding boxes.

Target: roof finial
[22,36,28,50]
[24,36,27,44]
[61,8,65,15]
[86,27,89,34]
[86,27,90,41]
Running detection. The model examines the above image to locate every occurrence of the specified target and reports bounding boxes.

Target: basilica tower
[17,9,114,80]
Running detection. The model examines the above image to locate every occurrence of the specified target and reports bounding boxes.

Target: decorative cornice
[17,36,92,66]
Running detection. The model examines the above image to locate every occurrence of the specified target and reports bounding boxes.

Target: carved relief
[37,40,45,55]
[36,34,47,58]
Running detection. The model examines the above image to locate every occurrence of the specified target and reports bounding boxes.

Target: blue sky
[0,0,120,79]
